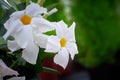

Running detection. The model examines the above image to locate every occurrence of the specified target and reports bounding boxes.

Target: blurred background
[1,0,120,80]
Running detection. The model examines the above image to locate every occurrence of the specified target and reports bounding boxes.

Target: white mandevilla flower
[0,59,19,80]
[45,21,78,69]
[3,2,53,64]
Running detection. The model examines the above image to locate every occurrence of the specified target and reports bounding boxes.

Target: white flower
[0,59,19,79]
[45,21,78,69]
[3,3,53,64]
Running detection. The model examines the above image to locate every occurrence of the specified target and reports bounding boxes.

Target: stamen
[20,15,32,25]
[60,38,67,47]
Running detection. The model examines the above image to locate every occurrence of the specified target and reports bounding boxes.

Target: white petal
[54,48,69,69]
[22,41,39,64]
[34,33,48,48]
[10,10,24,19]
[54,21,68,38]
[0,59,19,77]
[66,42,78,60]
[7,40,21,52]
[15,26,33,48]
[4,18,15,29]
[45,36,60,53]
[7,76,25,80]
[3,19,22,40]
[32,18,54,33]
[26,3,47,17]
[65,22,76,42]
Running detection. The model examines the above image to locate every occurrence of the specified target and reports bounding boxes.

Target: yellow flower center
[60,38,67,47]
[20,15,32,25]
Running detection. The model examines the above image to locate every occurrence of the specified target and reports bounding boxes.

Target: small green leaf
[0,23,6,37]
[7,36,14,40]
[0,37,7,49]
[43,30,56,36]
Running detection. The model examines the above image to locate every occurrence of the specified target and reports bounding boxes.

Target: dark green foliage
[71,0,120,67]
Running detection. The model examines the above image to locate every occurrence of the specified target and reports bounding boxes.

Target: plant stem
[26,0,30,6]
[10,59,18,68]
[37,0,45,6]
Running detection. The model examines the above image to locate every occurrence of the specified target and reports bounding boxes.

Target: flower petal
[7,40,21,52]
[4,18,15,30]
[65,22,76,42]
[45,36,60,53]
[0,59,19,77]
[32,18,54,33]
[22,41,39,64]
[54,21,68,38]
[15,26,33,48]
[7,76,25,80]
[26,3,47,17]
[66,42,78,60]
[10,10,24,19]
[54,48,69,69]
[34,33,48,48]
[3,19,22,40]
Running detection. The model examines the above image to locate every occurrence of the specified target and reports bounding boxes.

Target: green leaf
[43,30,56,36]
[41,52,55,59]
[0,0,11,9]
[7,36,14,40]
[7,0,19,11]
[35,48,44,73]
[31,0,38,3]
[15,50,26,66]
[0,4,3,19]
[0,37,7,49]
[0,8,14,24]
[0,23,6,37]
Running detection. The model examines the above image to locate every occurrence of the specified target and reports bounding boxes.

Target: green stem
[43,14,48,19]
[10,59,18,68]
[26,0,30,6]
[37,0,45,6]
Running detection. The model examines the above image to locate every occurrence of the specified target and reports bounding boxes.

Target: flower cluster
[1,1,78,80]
